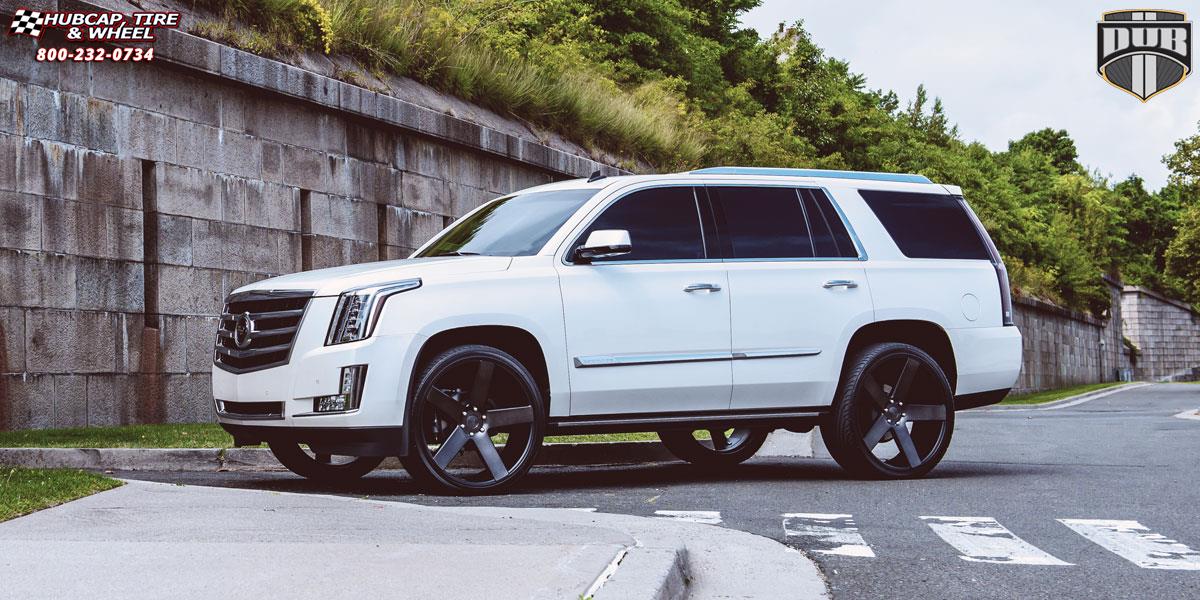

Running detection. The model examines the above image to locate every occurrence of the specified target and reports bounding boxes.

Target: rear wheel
[268,442,384,484]
[821,342,954,479]
[658,428,769,467]
[400,345,545,494]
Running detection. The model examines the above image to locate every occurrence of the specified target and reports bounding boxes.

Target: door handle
[684,283,722,293]
[823,279,858,289]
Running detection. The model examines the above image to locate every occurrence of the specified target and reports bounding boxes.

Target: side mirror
[574,229,632,262]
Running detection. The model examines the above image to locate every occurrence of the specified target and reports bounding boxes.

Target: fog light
[313,365,366,413]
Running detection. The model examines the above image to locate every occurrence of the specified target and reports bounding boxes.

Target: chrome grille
[214,290,313,374]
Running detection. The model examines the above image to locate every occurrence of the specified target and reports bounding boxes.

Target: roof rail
[689,166,932,185]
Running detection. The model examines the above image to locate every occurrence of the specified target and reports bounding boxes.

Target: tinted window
[859,190,990,259]
[800,189,859,258]
[579,187,705,262]
[417,188,596,257]
[710,186,813,258]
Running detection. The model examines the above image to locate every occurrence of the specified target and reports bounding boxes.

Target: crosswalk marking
[920,516,1072,565]
[653,510,722,525]
[782,513,875,557]
[1058,519,1200,570]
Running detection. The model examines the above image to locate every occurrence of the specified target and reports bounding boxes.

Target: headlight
[325,279,421,345]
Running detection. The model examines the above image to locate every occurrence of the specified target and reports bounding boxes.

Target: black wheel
[821,342,954,479]
[658,428,769,467]
[400,345,544,493]
[268,441,384,484]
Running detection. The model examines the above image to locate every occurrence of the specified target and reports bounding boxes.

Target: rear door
[711,185,875,410]
[556,185,733,416]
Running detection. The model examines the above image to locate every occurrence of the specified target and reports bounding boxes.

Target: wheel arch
[410,325,551,405]
[842,320,958,393]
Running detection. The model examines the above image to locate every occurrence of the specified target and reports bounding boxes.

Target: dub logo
[1098,10,1191,101]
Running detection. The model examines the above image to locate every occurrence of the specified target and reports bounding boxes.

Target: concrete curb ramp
[0,432,815,472]
[0,480,827,600]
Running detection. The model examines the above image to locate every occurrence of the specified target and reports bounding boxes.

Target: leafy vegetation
[0,467,121,522]
[186,0,1200,312]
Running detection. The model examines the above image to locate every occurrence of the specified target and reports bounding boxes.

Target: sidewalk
[0,479,826,600]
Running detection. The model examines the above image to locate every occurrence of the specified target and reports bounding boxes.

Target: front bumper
[220,423,407,456]
[212,294,427,433]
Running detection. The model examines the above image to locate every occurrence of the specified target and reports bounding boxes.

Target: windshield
[416,188,598,257]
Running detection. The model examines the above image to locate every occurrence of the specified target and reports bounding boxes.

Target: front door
[557,185,732,416]
[706,185,875,410]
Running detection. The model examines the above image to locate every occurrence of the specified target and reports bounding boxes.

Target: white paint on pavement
[920,516,1071,565]
[653,510,722,525]
[782,513,875,557]
[1172,408,1200,421]
[1059,519,1200,570]
[566,507,598,512]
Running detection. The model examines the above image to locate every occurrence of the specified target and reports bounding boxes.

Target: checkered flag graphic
[9,8,45,37]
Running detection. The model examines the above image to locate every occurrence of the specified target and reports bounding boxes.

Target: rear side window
[709,186,813,258]
[858,190,991,260]
[580,186,705,262]
[800,189,859,258]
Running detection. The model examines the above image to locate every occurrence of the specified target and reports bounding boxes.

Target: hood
[234,256,513,297]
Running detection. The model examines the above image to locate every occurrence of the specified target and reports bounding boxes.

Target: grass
[0,423,243,449]
[0,467,121,522]
[1000,381,1129,406]
[187,0,704,167]
[0,423,658,449]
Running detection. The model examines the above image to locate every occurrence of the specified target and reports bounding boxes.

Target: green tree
[1164,202,1200,304]
[1009,128,1084,175]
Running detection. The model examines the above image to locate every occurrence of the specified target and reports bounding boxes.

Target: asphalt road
[123,383,1200,599]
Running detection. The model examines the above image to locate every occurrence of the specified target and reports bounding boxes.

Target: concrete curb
[0,441,678,472]
[980,382,1151,412]
[0,431,813,472]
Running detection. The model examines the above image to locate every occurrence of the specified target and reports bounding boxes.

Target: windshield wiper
[431,251,481,257]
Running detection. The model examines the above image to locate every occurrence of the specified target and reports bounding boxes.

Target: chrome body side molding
[573,348,821,368]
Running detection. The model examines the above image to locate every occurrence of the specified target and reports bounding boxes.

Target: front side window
[709,186,813,259]
[577,186,706,262]
[416,188,597,257]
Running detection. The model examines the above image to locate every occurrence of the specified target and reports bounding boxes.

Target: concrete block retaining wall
[0,7,622,430]
[1010,280,1131,394]
[1121,287,1200,382]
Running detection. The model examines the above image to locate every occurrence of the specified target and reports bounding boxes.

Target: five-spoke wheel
[659,428,769,467]
[821,342,954,479]
[401,345,545,493]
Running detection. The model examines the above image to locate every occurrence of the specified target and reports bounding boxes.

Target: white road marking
[654,510,722,525]
[782,513,875,557]
[566,507,598,512]
[1173,408,1200,421]
[1059,519,1200,570]
[920,516,1071,565]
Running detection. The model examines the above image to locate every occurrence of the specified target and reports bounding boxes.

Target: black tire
[821,342,954,479]
[268,441,384,484]
[658,428,769,467]
[400,344,545,494]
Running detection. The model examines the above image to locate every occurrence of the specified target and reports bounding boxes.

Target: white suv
[212,167,1021,492]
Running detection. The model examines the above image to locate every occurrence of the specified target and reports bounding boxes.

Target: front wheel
[268,442,384,484]
[658,428,769,467]
[821,342,954,479]
[400,345,545,494]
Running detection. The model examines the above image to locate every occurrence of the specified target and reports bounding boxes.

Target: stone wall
[0,10,621,431]
[1010,280,1130,394]
[1121,287,1200,382]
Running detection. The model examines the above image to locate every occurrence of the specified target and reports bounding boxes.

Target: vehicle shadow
[119,455,1048,500]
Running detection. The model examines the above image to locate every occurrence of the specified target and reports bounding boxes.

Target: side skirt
[547,407,829,435]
